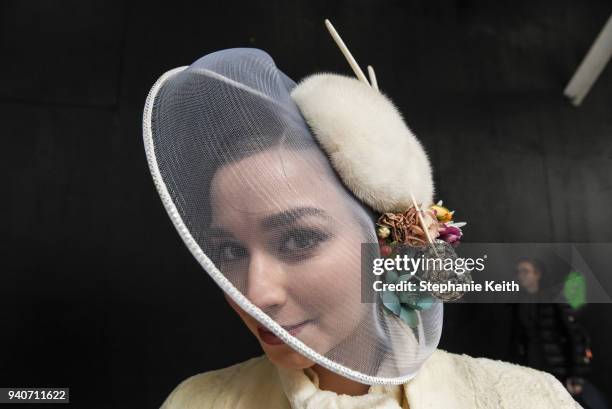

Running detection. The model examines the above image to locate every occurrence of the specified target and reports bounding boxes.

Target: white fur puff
[291,73,434,213]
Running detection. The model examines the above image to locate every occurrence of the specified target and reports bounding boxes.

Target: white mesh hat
[143,26,442,385]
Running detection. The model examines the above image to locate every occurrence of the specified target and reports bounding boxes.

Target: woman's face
[208,147,373,369]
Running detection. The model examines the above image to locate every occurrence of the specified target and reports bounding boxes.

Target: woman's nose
[245,250,288,311]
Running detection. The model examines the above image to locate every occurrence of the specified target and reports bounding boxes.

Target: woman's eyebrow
[206,226,235,239]
[260,207,329,230]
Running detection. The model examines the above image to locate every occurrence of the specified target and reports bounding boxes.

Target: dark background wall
[1,1,611,407]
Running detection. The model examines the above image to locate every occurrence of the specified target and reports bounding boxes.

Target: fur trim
[291,73,434,213]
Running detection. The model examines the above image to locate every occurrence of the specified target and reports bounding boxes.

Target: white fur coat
[160,350,581,409]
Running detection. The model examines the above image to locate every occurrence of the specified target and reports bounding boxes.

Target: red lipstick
[257,321,309,346]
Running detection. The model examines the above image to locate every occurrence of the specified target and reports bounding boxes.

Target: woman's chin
[262,343,315,370]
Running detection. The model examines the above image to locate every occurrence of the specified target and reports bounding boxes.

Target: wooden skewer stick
[324,19,370,86]
[410,193,436,246]
[367,65,378,90]
[324,20,436,251]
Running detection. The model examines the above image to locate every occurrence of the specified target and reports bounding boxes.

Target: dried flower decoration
[377,206,440,247]
[376,201,468,326]
[430,200,466,247]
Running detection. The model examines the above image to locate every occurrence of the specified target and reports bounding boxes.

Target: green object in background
[563,271,586,310]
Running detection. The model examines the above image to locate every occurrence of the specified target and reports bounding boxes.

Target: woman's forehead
[212,148,344,202]
[210,148,350,220]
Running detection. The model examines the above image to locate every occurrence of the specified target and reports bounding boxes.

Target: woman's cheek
[294,238,363,311]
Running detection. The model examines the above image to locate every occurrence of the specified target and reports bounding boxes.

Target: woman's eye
[216,243,247,262]
[280,229,329,254]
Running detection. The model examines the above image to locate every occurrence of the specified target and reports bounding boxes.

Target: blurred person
[512,258,601,407]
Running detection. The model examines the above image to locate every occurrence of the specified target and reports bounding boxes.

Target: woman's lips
[257,321,310,346]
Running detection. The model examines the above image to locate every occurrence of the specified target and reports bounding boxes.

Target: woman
[143,45,581,408]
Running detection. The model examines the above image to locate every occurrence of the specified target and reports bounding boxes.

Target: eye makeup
[206,207,337,267]
[275,226,332,262]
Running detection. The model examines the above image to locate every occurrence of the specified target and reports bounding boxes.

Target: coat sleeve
[458,352,583,408]
[405,350,583,409]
